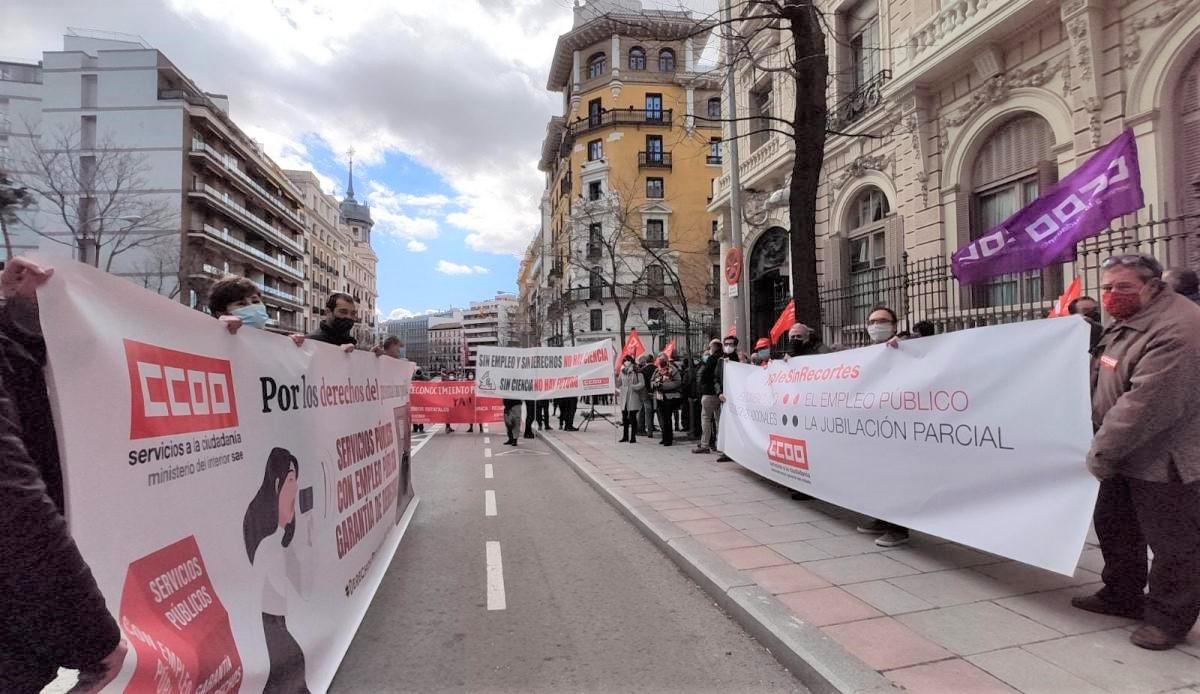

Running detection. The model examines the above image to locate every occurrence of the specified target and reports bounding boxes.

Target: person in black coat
[304,292,359,350]
[0,259,127,693]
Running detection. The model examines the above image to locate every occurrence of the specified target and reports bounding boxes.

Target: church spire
[345,148,356,201]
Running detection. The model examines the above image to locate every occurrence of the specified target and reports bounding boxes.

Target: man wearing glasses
[1071,254,1200,651]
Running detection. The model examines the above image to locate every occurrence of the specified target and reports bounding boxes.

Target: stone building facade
[709,0,1200,346]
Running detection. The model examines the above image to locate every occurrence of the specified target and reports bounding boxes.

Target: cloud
[388,307,415,319]
[406,239,428,252]
[436,260,487,276]
[365,180,441,241]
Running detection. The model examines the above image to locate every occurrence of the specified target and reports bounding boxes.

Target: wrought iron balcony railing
[829,70,891,131]
[638,151,672,170]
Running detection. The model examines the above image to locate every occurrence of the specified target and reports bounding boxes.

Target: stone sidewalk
[541,420,1200,694]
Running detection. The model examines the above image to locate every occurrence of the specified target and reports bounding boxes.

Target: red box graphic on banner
[474,396,505,424]
[119,536,243,694]
[411,382,504,424]
[767,435,810,471]
[124,339,239,439]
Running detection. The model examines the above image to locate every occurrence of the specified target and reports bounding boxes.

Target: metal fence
[819,208,1200,348]
[658,316,721,356]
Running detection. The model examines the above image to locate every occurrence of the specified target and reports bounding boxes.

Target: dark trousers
[524,400,536,436]
[536,400,550,428]
[1094,475,1200,638]
[656,398,678,445]
[621,410,639,441]
[560,397,578,428]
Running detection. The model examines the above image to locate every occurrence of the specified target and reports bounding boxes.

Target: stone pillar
[611,35,621,79]
[686,86,695,130]
[571,50,582,112]
[685,37,695,72]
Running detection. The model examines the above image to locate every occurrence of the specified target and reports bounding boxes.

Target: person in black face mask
[784,323,827,358]
[1067,296,1103,351]
[306,292,359,351]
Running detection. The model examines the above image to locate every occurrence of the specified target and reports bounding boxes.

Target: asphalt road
[329,423,804,694]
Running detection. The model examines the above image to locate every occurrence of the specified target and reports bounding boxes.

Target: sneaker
[856,519,891,534]
[692,446,711,454]
[1130,624,1181,650]
[875,529,910,547]
[1070,593,1144,620]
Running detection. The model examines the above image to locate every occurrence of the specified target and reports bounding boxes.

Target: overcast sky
[1,0,715,317]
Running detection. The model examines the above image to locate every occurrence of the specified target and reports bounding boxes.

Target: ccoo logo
[767,434,809,471]
[124,339,239,439]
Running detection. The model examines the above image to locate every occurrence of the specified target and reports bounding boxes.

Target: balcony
[829,71,891,132]
[638,151,672,170]
[191,141,304,230]
[708,240,721,256]
[191,225,305,281]
[188,184,304,256]
[706,155,723,165]
[255,280,301,306]
[644,237,668,250]
[565,109,673,143]
[898,0,1043,89]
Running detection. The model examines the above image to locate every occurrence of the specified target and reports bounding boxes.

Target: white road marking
[485,489,497,517]
[484,463,494,479]
[484,447,493,458]
[492,449,549,457]
[486,541,506,611]
[484,437,491,445]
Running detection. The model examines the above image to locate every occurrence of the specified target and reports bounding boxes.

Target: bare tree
[133,235,182,299]
[14,120,177,271]
[0,168,32,261]
[633,223,717,356]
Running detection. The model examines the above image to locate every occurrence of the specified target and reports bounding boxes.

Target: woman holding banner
[617,355,643,443]
[244,447,313,693]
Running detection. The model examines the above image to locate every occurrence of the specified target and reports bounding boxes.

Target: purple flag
[952,129,1144,284]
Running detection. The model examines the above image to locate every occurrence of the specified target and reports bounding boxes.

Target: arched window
[969,114,1059,307]
[841,186,894,325]
[707,97,721,119]
[658,48,676,72]
[646,264,665,296]
[629,47,646,71]
[1175,50,1200,244]
[587,52,607,80]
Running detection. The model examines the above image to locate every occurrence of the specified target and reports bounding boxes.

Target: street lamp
[80,214,142,266]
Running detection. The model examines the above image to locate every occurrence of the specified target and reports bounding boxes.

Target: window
[590,309,603,331]
[849,188,889,229]
[648,307,664,324]
[969,114,1058,307]
[587,139,603,161]
[844,187,892,325]
[588,223,603,258]
[749,82,773,151]
[645,93,663,121]
[646,177,664,199]
[658,48,676,72]
[588,98,603,128]
[645,135,663,162]
[708,138,722,165]
[646,219,665,248]
[707,97,721,119]
[587,52,607,80]
[589,265,603,300]
[646,265,665,296]
[846,2,881,92]
[629,47,646,71]
[587,180,603,201]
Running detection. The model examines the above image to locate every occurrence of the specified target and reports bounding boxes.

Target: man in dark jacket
[1068,296,1104,351]
[638,354,656,437]
[0,258,127,692]
[1071,254,1200,651]
[693,339,723,454]
[305,292,358,350]
[714,335,743,462]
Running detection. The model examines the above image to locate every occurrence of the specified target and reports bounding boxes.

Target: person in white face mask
[856,305,909,547]
[208,276,271,332]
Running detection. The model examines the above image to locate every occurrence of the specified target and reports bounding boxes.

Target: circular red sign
[724,248,743,285]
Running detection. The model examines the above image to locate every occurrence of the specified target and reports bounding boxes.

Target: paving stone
[883,544,997,572]
[707,501,778,518]
[885,658,1018,694]
[687,495,734,508]
[1023,628,1200,694]
[1179,622,1200,659]
[971,561,1100,593]
[675,485,731,497]
[805,553,921,585]
[777,587,883,627]
[888,568,1024,607]
[994,583,1135,635]
[724,515,771,530]
[809,517,864,536]
[757,507,835,525]
[747,564,832,594]
[694,530,759,551]
[744,523,834,545]
[718,545,792,570]
[823,616,954,671]
[968,648,1108,694]
[843,580,935,615]
[674,518,735,536]
[806,532,892,558]
[648,498,696,511]
[635,491,678,502]
[896,602,1061,656]
[660,507,713,522]
[1077,547,1105,574]
[767,541,834,563]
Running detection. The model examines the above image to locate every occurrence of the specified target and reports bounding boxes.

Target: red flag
[616,329,646,371]
[1048,276,1082,317]
[663,338,676,359]
[768,300,796,343]
[725,323,737,338]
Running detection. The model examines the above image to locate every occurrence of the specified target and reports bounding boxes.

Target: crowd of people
[1,251,1198,694]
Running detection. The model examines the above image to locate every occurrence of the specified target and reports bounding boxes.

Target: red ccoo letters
[125,339,239,439]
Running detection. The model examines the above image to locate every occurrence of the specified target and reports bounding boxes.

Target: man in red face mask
[1071,253,1200,651]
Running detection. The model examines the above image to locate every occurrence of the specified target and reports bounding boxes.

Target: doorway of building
[748,227,790,346]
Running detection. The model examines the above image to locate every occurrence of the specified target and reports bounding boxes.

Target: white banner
[717,319,1097,575]
[474,341,616,400]
[36,258,416,693]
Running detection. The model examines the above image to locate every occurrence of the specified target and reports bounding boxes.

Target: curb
[540,431,898,694]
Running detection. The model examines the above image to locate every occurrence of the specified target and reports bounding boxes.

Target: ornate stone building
[709,0,1200,346]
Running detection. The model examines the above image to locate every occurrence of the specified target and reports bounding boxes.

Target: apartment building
[338,169,378,346]
[287,169,347,334]
[525,0,723,349]
[463,292,518,366]
[709,0,1200,346]
[427,320,465,377]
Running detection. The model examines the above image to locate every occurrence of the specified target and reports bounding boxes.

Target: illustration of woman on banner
[243,447,313,693]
